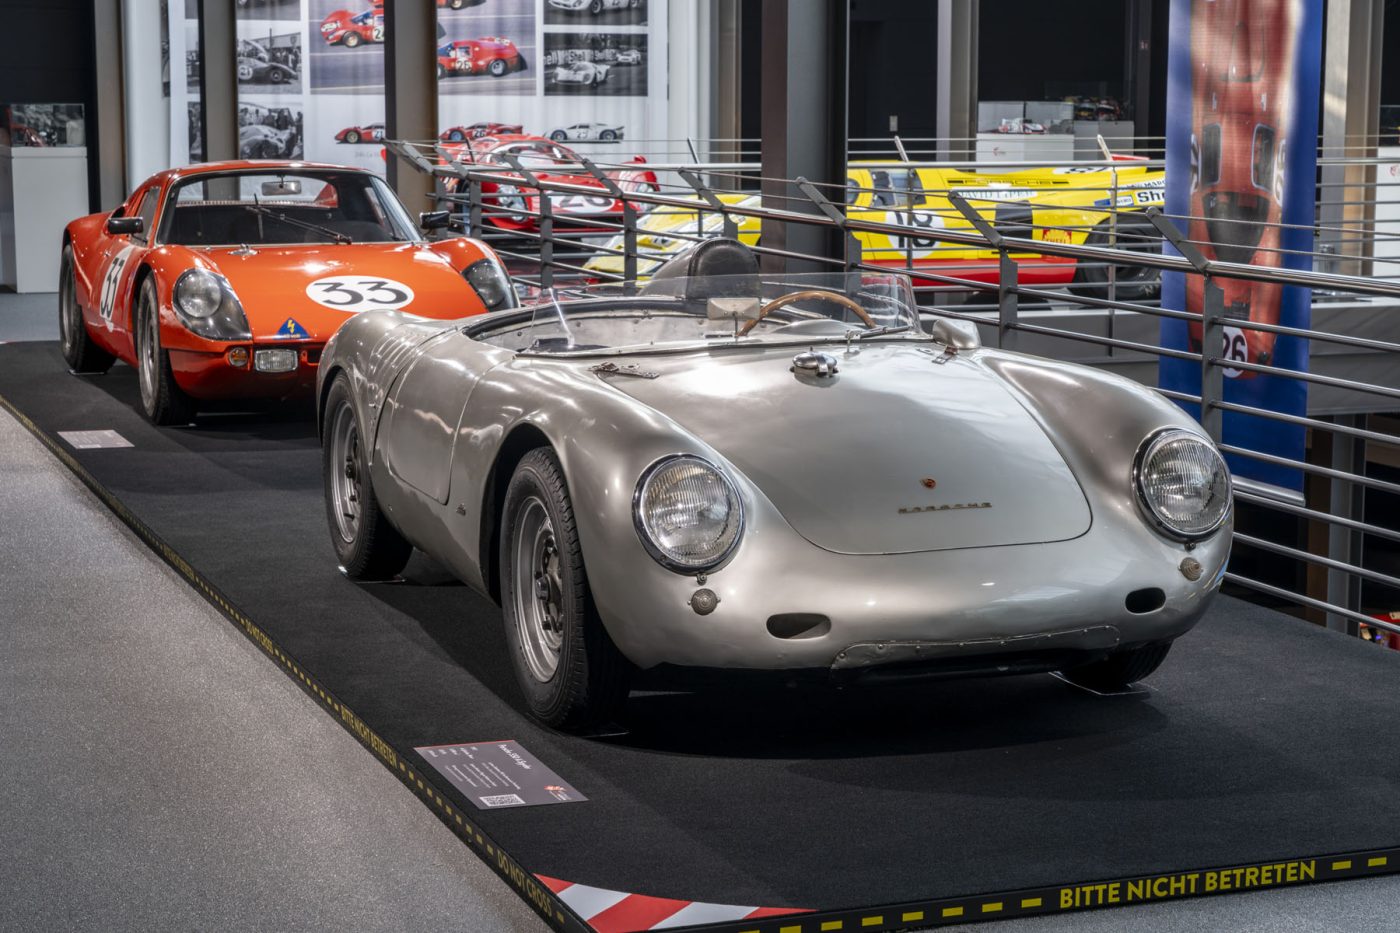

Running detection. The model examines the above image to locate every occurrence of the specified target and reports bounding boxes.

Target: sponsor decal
[306,275,415,312]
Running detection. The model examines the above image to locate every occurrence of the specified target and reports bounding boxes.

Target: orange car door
[91,185,160,354]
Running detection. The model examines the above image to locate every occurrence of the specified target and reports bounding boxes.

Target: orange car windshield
[160,171,418,247]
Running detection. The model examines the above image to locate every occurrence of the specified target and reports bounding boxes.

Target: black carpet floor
[5,341,1400,916]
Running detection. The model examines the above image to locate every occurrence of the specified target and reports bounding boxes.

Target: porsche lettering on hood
[611,344,1092,556]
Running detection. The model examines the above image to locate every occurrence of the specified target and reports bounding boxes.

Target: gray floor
[2,292,1398,932]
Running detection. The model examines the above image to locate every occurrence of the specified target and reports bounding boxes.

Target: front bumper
[169,342,322,400]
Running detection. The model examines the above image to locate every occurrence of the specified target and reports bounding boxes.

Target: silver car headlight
[172,269,252,341]
[1134,429,1232,540]
[464,258,516,311]
[634,455,744,572]
[494,184,527,221]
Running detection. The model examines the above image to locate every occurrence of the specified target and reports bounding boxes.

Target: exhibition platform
[3,340,1399,932]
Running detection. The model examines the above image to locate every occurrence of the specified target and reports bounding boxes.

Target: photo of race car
[239,123,298,159]
[58,162,515,425]
[335,123,385,144]
[436,37,526,79]
[440,123,522,142]
[236,56,298,85]
[320,8,381,47]
[544,0,647,25]
[548,122,624,142]
[549,60,609,86]
[439,133,657,235]
[585,161,1167,300]
[548,0,639,11]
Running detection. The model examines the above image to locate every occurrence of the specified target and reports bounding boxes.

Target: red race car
[59,161,515,424]
[440,134,657,234]
[436,38,525,79]
[1186,0,1295,374]
[335,123,385,144]
[320,8,381,47]
[440,123,522,143]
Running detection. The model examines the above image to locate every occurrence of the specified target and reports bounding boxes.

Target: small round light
[1135,429,1231,540]
[226,347,249,367]
[634,455,743,572]
[175,269,223,319]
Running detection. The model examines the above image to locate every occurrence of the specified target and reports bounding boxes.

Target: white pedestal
[0,146,91,293]
[973,133,1076,167]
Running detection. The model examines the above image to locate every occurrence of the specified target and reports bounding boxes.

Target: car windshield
[161,171,419,246]
[492,141,578,169]
[469,272,919,356]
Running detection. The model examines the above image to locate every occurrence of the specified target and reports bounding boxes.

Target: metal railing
[391,136,1400,646]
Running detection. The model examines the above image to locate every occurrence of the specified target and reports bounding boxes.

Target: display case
[2,104,86,147]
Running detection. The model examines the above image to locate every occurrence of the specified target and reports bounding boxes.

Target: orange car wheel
[58,244,115,374]
[135,277,194,426]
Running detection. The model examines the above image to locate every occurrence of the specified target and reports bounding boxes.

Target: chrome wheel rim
[512,496,564,683]
[58,257,76,356]
[329,402,362,544]
[138,295,159,410]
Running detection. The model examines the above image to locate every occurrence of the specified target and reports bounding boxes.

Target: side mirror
[106,215,144,236]
[923,314,983,350]
[419,210,451,231]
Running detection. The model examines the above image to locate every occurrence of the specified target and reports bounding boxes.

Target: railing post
[1145,207,1220,441]
[499,152,552,288]
[793,177,858,274]
[679,169,738,239]
[949,192,1016,350]
[468,176,483,240]
[575,156,635,281]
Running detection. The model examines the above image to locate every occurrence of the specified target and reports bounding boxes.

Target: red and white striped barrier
[537,875,810,932]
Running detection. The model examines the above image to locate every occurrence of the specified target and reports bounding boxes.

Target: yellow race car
[585,161,1165,298]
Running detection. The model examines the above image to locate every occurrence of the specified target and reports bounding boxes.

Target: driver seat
[639,238,759,300]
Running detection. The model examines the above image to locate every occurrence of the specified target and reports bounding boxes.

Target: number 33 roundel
[306,276,416,313]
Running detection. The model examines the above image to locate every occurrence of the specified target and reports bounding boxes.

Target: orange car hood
[198,243,477,341]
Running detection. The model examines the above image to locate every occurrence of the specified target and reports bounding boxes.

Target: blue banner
[1160,0,1322,493]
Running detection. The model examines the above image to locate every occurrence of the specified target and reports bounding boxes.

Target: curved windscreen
[160,171,419,247]
[470,272,919,355]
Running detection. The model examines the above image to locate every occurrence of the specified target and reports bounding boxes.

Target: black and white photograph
[186,101,203,161]
[543,0,648,28]
[234,0,301,21]
[237,28,302,92]
[237,99,304,159]
[543,32,647,96]
[3,104,85,147]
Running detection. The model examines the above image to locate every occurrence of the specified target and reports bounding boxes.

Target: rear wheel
[58,244,115,374]
[135,277,194,426]
[323,374,412,580]
[1069,214,1163,303]
[1061,641,1172,691]
[489,58,507,77]
[500,448,630,730]
[600,129,616,141]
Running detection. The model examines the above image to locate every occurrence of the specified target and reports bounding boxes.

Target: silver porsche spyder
[317,240,1232,730]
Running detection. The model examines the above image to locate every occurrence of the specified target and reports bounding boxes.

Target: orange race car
[59,160,515,424]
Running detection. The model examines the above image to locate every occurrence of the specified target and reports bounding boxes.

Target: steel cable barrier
[390,136,1400,647]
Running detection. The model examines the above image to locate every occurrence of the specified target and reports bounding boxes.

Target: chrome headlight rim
[632,453,745,574]
[1132,427,1233,542]
[173,268,223,319]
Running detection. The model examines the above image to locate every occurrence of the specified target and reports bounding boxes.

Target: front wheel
[59,244,115,374]
[1060,641,1172,691]
[550,130,567,141]
[344,129,361,144]
[500,448,630,730]
[342,31,361,48]
[1069,214,1163,303]
[322,374,412,580]
[135,277,194,425]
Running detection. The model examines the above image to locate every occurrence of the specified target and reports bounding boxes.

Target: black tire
[489,58,507,77]
[134,276,195,426]
[342,31,361,48]
[1061,641,1172,691]
[1069,214,1163,303]
[447,129,465,142]
[345,129,361,144]
[600,129,616,141]
[322,374,413,580]
[59,244,115,374]
[500,448,630,730]
[550,130,567,141]
[449,0,465,7]
[589,0,603,12]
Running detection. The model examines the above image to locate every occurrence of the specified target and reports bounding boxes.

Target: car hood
[609,342,1092,555]
[195,243,475,341]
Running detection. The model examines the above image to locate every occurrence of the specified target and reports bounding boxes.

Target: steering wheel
[737,289,878,337]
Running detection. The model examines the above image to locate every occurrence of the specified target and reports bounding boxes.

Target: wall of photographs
[200,0,676,178]
[160,0,204,167]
